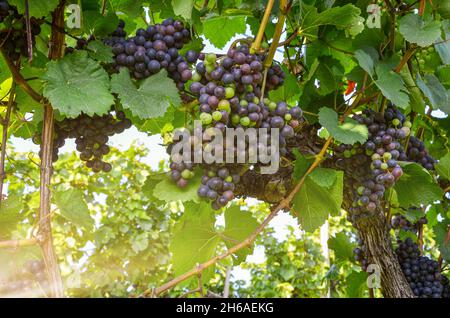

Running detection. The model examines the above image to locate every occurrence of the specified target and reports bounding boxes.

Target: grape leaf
[394,163,443,208]
[435,21,450,65]
[82,11,120,36]
[433,220,450,261]
[318,107,368,145]
[399,14,442,47]
[108,0,144,18]
[0,55,11,84]
[328,232,354,262]
[416,73,449,113]
[203,15,247,49]
[8,0,59,18]
[374,66,410,109]
[111,68,181,120]
[131,233,149,253]
[153,171,201,203]
[346,271,368,297]
[292,168,343,232]
[435,153,450,181]
[43,51,114,118]
[354,47,379,77]
[172,0,194,20]
[170,202,220,281]
[86,40,114,63]
[54,188,94,230]
[222,205,259,264]
[292,150,314,181]
[0,194,22,237]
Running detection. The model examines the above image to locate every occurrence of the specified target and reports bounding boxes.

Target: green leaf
[111,68,181,119]
[8,0,59,18]
[43,51,114,118]
[82,11,120,36]
[435,21,450,65]
[108,0,144,19]
[131,233,149,253]
[398,14,441,47]
[0,194,22,238]
[346,271,368,297]
[203,15,247,49]
[394,163,443,208]
[436,153,450,180]
[153,171,201,203]
[292,168,343,232]
[354,47,379,77]
[328,232,354,262]
[0,55,11,84]
[172,0,194,20]
[170,202,220,280]
[318,107,368,144]
[300,4,364,40]
[416,73,449,113]
[308,167,338,188]
[374,66,410,109]
[433,220,450,261]
[292,151,314,181]
[86,40,114,63]
[54,189,94,230]
[222,205,259,264]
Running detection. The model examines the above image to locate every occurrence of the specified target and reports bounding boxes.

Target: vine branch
[0,81,15,207]
[250,0,276,53]
[142,136,333,297]
[0,49,44,103]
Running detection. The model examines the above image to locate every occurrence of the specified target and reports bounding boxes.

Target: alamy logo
[66,4,81,29]
[170,121,281,174]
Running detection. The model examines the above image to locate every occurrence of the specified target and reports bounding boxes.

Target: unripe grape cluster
[34,111,132,172]
[0,0,41,60]
[334,106,411,222]
[104,19,196,89]
[0,260,49,297]
[396,237,446,298]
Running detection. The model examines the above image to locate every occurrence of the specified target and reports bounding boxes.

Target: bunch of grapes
[442,276,450,298]
[391,213,428,232]
[0,260,49,297]
[34,111,132,172]
[105,19,196,89]
[399,135,436,170]
[0,1,41,60]
[166,43,304,209]
[0,0,10,22]
[396,237,445,298]
[353,238,368,271]
[333,106,411,222]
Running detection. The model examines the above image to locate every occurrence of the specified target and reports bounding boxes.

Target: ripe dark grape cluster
[400,135,436,170]
[442,276,450,298]
[396,237,445,298]
[391,213,427,232]
[34,111,131,172]
[104,19,195,89]
[353,238,368,271]
[333,106,411,222]
[0,1,41,60]
[0,260,49,297]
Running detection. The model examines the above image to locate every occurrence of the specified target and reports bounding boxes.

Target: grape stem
[0,49,44,103]
[141,137,333,297]
[250,0,276,54]
[37,1,66,298]
[263,0,290,69]
[394,46,417,73]
[0,81,15,207]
